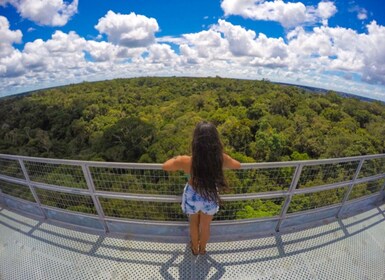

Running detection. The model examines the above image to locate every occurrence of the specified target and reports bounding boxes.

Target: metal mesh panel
[1,154,384,224]
[287,187,348,213]
[348,178,385,200]
[100,197,284,221]
[90,167,186,195]
[25,161,87,189]
[216,197,284,220]
[0,179,35,202]
[90,167,294,195]
[99,198,185,221]
[0,158,24,179]
[225,167,294,194]
[358,157,385,178]
[35,188,96,214]
[297,161,359,189]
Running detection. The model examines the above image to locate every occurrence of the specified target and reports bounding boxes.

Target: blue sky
[1,0,385,100]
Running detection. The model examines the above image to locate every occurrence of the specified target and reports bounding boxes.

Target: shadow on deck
[1,204,385,279]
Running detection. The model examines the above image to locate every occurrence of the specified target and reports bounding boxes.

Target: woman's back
[162,121,241,255]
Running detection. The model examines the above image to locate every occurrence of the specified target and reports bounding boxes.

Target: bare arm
[162,155,191,172]
[223,153,241,169]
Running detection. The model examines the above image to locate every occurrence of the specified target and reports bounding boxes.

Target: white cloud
[0,16,22,45]
[286,21,385,86]
[95,11,159,47]
[177,20,289,68]
[0,30,88,79]
[360,21,385,85]
[349,5,368,21]
[1,12,385,102]
[0,16,24,77]
[357,11,367,20]
[85,41,120,62]
[85,40,144,62]
[0,50,24,77]
[156,36,188,45]
[145,44,180,66]
[214,19,288,62]
[183,29,229,59]
[221,0,337,28]
[45,30,86,53]
[316,1,337,19]
[0,16,23,62]
[213,20,259,57]
[1,0,78,26]
[316,1,337,26]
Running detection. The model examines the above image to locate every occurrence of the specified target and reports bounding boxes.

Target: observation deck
[1,153,385,279]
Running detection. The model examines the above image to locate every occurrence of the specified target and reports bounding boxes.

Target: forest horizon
[1,76,385,164]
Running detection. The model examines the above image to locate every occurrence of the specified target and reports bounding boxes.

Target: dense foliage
[1,77,385,220]
[1,77,385,162]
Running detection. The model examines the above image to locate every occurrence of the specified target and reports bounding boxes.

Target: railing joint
[17,159,47,219]
[337,158,365,218]
[81,164,110,233]
[275,163,303,232]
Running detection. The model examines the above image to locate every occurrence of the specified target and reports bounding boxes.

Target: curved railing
[0,153,384,237]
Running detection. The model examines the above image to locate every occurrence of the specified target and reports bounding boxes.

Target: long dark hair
[191,121,227,203]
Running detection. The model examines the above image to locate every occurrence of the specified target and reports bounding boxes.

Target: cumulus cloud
[145,44,180,66]
[1,10,385,101]
[178,18,385,86]
[221,0,337,28]
[316,1,337,25]
[360,22,385,85]
[0,16,23,77]
[0,50,24,77]
[214,20,288,62]
[95,11,159,47]
[179,20,289,69]
[0,16,22,45]
[183,29,229,59]
[0,16,22,58]
[0,24,167,93]
[316,1,337,19]
[0,29,99,81]
[1,0,78,26]
[85,40,144,62]
[286,21,385,85]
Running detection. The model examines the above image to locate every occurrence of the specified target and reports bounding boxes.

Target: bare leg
[189,212,200,254]
[199,212,213,253]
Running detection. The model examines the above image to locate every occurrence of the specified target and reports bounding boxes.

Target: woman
[163,121,240,255]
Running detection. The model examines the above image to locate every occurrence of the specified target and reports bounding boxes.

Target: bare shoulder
[162,155,191,172]
[170,155,191,165]
[177,155,191,162]
[178,155,191,173]
[223,153,241,169]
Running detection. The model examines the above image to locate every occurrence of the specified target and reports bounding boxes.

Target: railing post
[0,189,4,206]
[18,159,47,219]
[275,164,303,232]
[81,164,109,233]
[337,159,365,218]
[377,175,385,204]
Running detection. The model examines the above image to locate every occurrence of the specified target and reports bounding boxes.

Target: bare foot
[190,242,199,256]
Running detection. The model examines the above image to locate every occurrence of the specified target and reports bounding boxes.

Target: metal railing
[0,153,385,233]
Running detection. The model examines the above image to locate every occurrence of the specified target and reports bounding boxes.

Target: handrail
[0,153,384,234]
[1,152,385,167]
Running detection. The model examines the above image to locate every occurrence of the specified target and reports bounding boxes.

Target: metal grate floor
[1,205,385,280]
